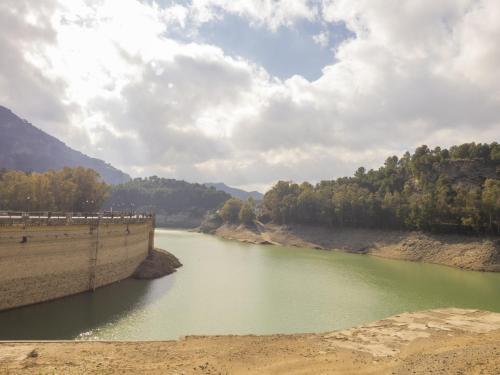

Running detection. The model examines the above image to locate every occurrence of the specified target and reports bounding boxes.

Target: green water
[1,229,500,340]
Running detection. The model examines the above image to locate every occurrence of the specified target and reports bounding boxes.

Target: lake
[1,229,500,340]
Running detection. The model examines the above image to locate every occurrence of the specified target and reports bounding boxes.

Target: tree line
[251,143,499,234]
[219,197,256,226]
[105,176,231,214]
[0,167,109,212]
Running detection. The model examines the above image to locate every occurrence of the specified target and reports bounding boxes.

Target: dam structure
[0,212,154,311]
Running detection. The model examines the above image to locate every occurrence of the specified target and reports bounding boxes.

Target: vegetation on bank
[105,176,231,227]
[219,197,256,226]
[1,142,498,237]
[260,143,500,234]
[0,167,108,212]
[0,170,232,226]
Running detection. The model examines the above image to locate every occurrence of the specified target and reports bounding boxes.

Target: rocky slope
[214,223,500,271]
[132,248,182,279]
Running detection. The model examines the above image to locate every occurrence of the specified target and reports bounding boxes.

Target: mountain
[0,106,130,185]
[105,177,231,228]
[204,182,264,201]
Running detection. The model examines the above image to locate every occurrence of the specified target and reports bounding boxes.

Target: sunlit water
[1,229,500,340]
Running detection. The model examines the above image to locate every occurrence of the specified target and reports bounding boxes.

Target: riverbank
[1,308,500,374]
[132,248,182,279]
[214,223,500,271]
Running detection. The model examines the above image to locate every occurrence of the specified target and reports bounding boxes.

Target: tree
[491,143,500,161]
[220,198,244,223]
[482,179,500,233]
[258,143,499,235]
[61,167,108,211]
[0,167,109,212]
[239,200,256,226]
[454,185,482,232]
[296,183,320,224]
[434,175,454,224]
[105,176,230,215]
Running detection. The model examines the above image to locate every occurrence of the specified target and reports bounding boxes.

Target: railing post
[147,213,155,255]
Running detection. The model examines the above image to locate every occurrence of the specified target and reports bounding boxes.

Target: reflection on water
[1,229,500,340]
[0,277,174,340]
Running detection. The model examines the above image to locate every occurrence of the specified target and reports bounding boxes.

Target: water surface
[1,229,500,340]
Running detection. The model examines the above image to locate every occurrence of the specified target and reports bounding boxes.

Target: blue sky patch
[194,15,352,81]
[153,0,354,81]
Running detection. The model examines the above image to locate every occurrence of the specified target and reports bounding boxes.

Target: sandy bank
[215,223,500,271]
[132,248,182,279]
[1,309,500,374]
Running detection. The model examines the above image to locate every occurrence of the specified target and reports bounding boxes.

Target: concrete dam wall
[0,213,154,311]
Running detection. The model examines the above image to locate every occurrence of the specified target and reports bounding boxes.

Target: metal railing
[0,211,154,226]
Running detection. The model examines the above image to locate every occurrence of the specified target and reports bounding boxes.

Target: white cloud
[1,0,500,191]
[188,0,318,30]
[0,0,71,134]
[312,30,329,47]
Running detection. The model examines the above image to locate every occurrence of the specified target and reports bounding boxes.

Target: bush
[239,202,256,225]
[219,198,243,223]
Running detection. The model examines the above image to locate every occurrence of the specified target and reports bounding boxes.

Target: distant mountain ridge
[204,182,264,201]
[0,106,130,185]
[106,177,231,228]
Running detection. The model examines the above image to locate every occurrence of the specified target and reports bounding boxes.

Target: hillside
[258,143,500,234]
[105,177,231,228]
[0,106,130,185]
[212,144,499,236]
[204,182,263,200]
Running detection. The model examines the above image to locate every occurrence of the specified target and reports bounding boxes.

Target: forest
[105,176,231,227]
[2,142,499,234]
[0,167,108,212]
[106,176,230,212]
[258,143,500,234]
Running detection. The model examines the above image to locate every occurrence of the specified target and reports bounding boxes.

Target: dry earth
[1,309,500,374]
[215,223,500,271]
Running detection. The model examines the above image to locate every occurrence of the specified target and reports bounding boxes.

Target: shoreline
[1,308,500,374]
[213,223,500,272]
[132,248,182,279]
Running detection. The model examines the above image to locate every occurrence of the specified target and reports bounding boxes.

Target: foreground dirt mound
[215,223,500,271]
[132,248,182,279]
[1,309,500,374]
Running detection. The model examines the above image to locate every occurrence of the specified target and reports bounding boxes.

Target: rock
[132,248,182,280]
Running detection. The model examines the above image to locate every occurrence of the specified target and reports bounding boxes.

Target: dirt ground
[214,223,500,272]
[1,309,500,374]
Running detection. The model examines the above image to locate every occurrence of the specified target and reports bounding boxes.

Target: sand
[214,223,500,271]
[1,309,500,374]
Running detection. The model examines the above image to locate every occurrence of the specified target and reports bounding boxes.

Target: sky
[1,0,499,192]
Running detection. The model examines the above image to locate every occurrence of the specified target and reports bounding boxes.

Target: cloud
[314,0,500,146]
[312,30,329,47]
[2,0,500,191]
[0,0,72,134]
[188,0,318,31]
[87,34,276,171]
